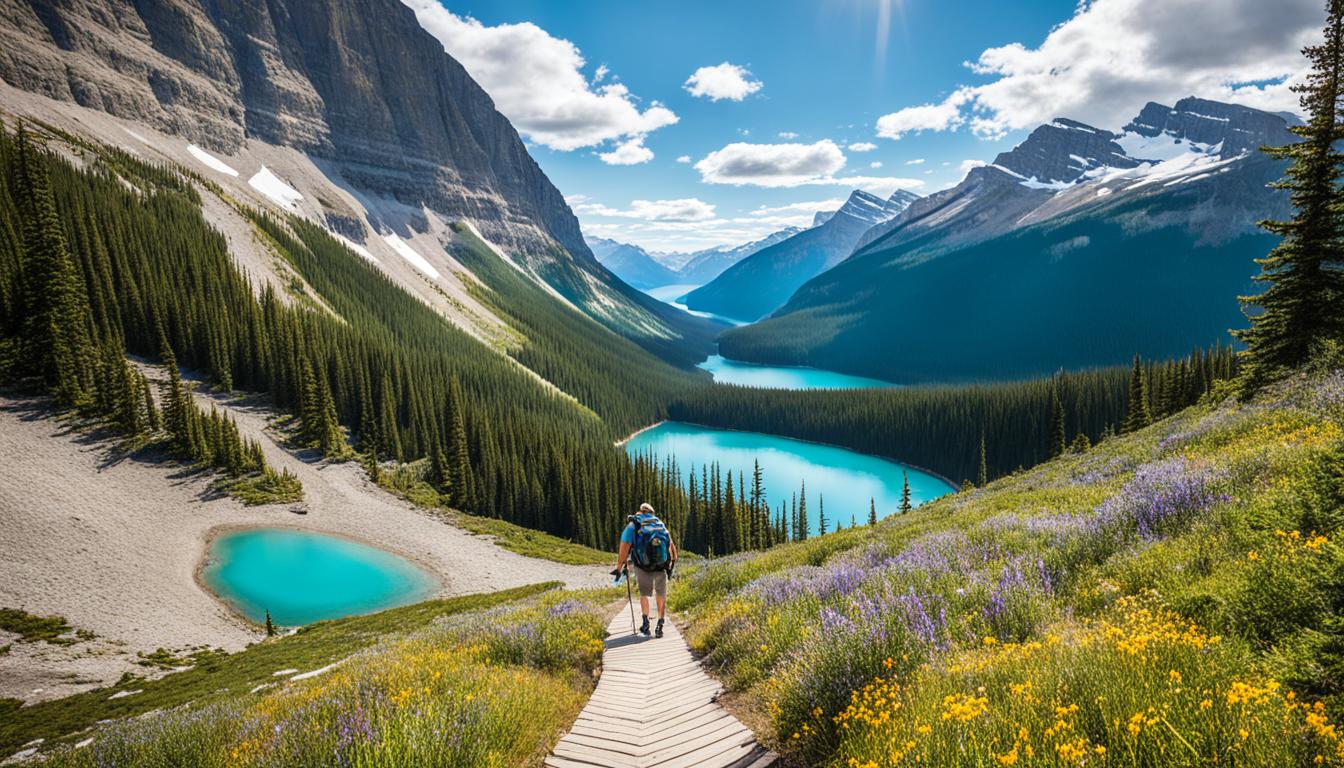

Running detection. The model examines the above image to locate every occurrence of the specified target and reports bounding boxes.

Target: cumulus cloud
[400,1,676,158]
[684,62,765,101]
[848,142,878,152]
[693,140,923,195]
[870,161,883,169]
[599,138,654,165]
[960,159,987,175]
[571,198,717,222]
[873,0,1321,141]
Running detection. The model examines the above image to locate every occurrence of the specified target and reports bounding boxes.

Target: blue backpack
[629,513,671,571]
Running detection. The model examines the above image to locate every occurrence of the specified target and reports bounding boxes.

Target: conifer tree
[796,483,808,541]
[1049,386,1067,459]
[1236,0,1344,389]
[977,432,988,486]
[445,376,472,509]
[1122,355,1152,433]
[868,498,878,526]
[817,494,828,536]
[899,471,912,514]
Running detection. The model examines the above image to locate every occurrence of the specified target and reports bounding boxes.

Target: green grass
[0,607,79,644]
[0,582,560,755]
[220,467,305,505]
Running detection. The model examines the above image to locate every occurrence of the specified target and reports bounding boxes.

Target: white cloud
[572,198,717,222]
[876,91,971,139]
[870,161,883,169]
[693,140,923,194]
[873,0,1320,141]
[778,131,800,139]
[599,138,654,165]
[400,2,676,155]
[960,159,987,175]
[675,155,692,164]
[750,199,847,216]
[684,62,764,102]
[848,142,878,152]
[905,158,926,165]
[695,140,846,187]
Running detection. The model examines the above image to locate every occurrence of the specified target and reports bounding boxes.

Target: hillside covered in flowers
[670,371,1344,767]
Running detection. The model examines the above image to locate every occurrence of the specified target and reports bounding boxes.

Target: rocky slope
[720,97,1296,382]
[684,189,918,321]
[0,0,717,364]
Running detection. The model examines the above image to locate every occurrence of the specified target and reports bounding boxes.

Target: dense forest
[670,347,1238,484]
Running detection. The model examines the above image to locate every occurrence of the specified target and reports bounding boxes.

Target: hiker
[613,502,678,637]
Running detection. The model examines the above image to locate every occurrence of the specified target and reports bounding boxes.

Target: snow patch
[333,234,377,264]
[1114,131,1220,163]
[1050,120,1096,133]
[382,234,441,280]
[107,689,142,700]
[989,163,1027,180]
[272,668,299,677]
[291,661,342,681]
[1182,110,1230,122]
[1019,177,1072,191]
[187,144,239,177]
[248,166,303,211]
[1096,188,1114,198]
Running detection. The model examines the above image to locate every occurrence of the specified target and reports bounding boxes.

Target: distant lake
[698,354,896,390]
[644,283,749,326]
[625,422,956,533]
[201,529,436,626]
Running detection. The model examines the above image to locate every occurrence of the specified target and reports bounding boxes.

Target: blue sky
[403,0,1319,253]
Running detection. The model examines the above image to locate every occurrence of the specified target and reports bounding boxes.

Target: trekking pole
[624,566,637,635]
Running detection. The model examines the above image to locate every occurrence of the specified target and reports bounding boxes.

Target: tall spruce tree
[1122,355,1152,433]
[817,494,828,537]
[1236,0,1344,389]
[977,432,988,486]
[868,497,878,526]
[899,471,912,514]
[1048,385,1067,459]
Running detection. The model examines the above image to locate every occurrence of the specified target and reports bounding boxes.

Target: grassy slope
[0,583,561,755]
[670,371,1344,766]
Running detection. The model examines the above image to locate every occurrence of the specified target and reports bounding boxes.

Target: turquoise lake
[644,283,749,326]
[624,422,956,532]
[201,529,437,626]
[698,354,895,390]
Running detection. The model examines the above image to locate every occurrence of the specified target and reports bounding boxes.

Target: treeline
[669,346,1238,485]
[0,122,695,550]
[0,125,298,500]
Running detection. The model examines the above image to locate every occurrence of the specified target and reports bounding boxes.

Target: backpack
[629,512,671,571]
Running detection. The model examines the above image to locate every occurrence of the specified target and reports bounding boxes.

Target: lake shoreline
[625,418,962,496]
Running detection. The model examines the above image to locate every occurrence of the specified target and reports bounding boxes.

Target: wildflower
[996,747,1019,765]
[983,636,997,647]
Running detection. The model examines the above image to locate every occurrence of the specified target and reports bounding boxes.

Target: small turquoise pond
[201,529,437,626]
[625,422,955,532]
[698,354,896,390]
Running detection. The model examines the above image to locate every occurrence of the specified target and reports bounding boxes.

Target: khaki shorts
[632,566,667,598]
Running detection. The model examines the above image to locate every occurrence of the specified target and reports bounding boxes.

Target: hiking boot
[655,618,664,638]
[639,615,650,636]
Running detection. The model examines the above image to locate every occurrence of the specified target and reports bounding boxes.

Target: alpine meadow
[2,0,1344,766]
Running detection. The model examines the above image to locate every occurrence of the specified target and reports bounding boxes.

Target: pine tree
[899,471,912,514]
[1236,0,1344,390]
[12,125,93,406]
[817,494,828,536]
[978,431,988,487]
[1049,385,1067,459]
[1122,355,1152,433]
[264,609,275,637]
[796,482,808,541]
[868,497,878,526]
[445,376,472,510]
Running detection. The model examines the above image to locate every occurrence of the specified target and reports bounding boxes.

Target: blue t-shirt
[620,522,636,545]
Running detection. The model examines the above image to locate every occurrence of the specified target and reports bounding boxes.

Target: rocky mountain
[0,0,718,366]
[589,227,806,291]
[587,237,680,289]
[676,227,805,284]
[684,189,919,321]
[719,97,1297,382]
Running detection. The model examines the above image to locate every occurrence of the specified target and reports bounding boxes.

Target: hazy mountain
[0,0,718,365]
[676,227,806,284]
[588,227,806,290]
[683,189,919,321]
[720,97,1297,382]
[587,237,680,289]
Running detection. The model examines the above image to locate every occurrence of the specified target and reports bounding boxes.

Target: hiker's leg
[636,567,654,618]
[640,595,650,616]
[653,570,667,618]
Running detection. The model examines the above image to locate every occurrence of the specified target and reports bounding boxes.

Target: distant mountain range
[720,97,1297,381]
[683,189,920,321]
[587,227,805,290]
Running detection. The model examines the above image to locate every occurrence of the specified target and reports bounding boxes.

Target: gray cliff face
[992,118,1138,184]
[1125,96,1299,159]
[0,0,591,263]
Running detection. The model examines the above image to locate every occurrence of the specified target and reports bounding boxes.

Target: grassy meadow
[667,371,1344,766]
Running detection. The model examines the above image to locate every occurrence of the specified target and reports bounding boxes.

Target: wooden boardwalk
[545,612,777,768]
